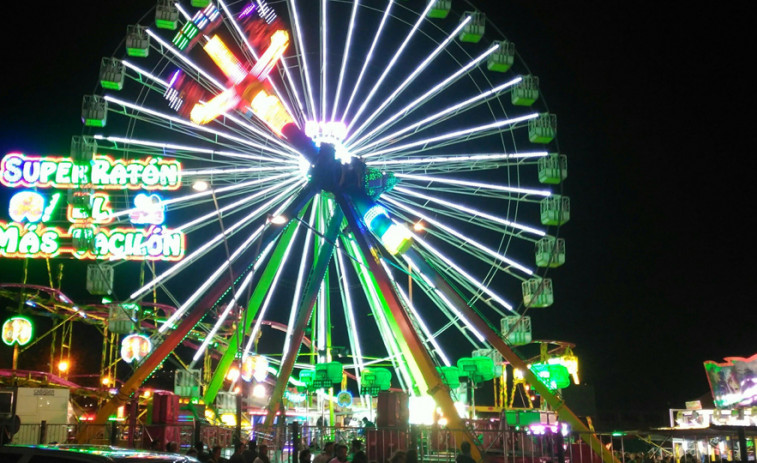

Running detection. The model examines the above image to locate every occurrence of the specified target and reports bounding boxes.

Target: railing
[18,422,749,463]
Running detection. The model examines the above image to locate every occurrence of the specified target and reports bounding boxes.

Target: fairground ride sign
[704,353,757,408]
[0,152,185,261]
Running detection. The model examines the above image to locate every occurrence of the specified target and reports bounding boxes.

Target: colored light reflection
[120,334,152,363]
[241,354,269,382]
[2,316,33,346]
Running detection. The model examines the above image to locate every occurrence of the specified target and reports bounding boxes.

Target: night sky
[0,0,754,416]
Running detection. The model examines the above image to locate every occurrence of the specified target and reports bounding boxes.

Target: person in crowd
[348,439,362,462]
[230,442,246,463]
[194,441,210,462]
[352,451,367,463]
[243,439,258,463]
[253,444,271,463]
[166,441,179,453]
[313,441,335,463]
[299,447,313,463]
[329,444,348,463]
[389,450,406,463]
[455,441,476,463]
[209,445,228,463]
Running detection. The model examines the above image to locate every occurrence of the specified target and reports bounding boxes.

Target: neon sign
[67,193,113,223]
[1,152,185,261]
[0,153,181,190]
[130,193,165,225]
[0,223,62,257]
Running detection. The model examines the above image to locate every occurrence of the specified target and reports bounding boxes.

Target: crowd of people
[167,438,473,463]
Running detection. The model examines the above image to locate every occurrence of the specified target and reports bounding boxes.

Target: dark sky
[1,0,754,415]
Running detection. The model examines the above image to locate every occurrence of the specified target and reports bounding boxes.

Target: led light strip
[395,173,551,198]
[362,113,539,159]
[330,0,360,121]
[346,0,437,134]
[383,195,535,276]
[353,77,523,155]
[341,0,395,121]
[131,181,304,302]
[347,44,499,149]
[347,15,472,142]
[393,186,545,237]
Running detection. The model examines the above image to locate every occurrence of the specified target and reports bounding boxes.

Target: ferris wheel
[76,0,574,446]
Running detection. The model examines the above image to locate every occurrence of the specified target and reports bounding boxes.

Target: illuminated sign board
[1,153,181,190]
[704,353,757,408]
[0,152,185,261]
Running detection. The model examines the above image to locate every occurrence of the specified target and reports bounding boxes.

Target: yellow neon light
[250,30,289,80]
[190,88,241,124]
[248,89,294,135]
[204,35,247,84]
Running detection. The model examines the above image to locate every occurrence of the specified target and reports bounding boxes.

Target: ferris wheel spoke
[190,267,257,364]
[382,194,535,277]
[160,223,265,334]
[129,181,305,303]
[146,28,225,89]
[330,0,361,121]
[103,95,297,160]
[390,186,545,238]
[161,185,309,335]
[242,212,304,357]
[282,198,318,356]
[408,233,516,315]
[320,0,328,122]
[401,252,487,346]
[397,255,485,350]
[378,258,452,367]
[286,0,317,120]
[395,173,551,200]
[362,113,539,159]
[345,0,437,135]
[340,0,394,123]
[365,151,548,173]
[347,43,499,149]
[334,241,367,399]
[93,135,300,166]
[351,76,523,156]
[176,177,303,234]
[340,232,417,394]
[109,173,298,225]
[183,165,295,177]
[347,16,472,144]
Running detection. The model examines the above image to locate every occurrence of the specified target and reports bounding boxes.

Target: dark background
[0,0,754,417]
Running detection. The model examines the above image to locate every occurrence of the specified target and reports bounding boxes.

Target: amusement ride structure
[0,0,612,461]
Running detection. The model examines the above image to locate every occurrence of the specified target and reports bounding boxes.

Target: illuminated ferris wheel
[78,0,572,440]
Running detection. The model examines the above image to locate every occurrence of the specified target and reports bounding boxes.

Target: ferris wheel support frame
[203,209,306,405]
[76,268,234,443]
[262,202,343,429]
[336,193,482,461]
[403,249,619,463]
[76,188,314,442]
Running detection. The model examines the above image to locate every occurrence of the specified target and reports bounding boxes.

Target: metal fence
[16,422,752,463]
